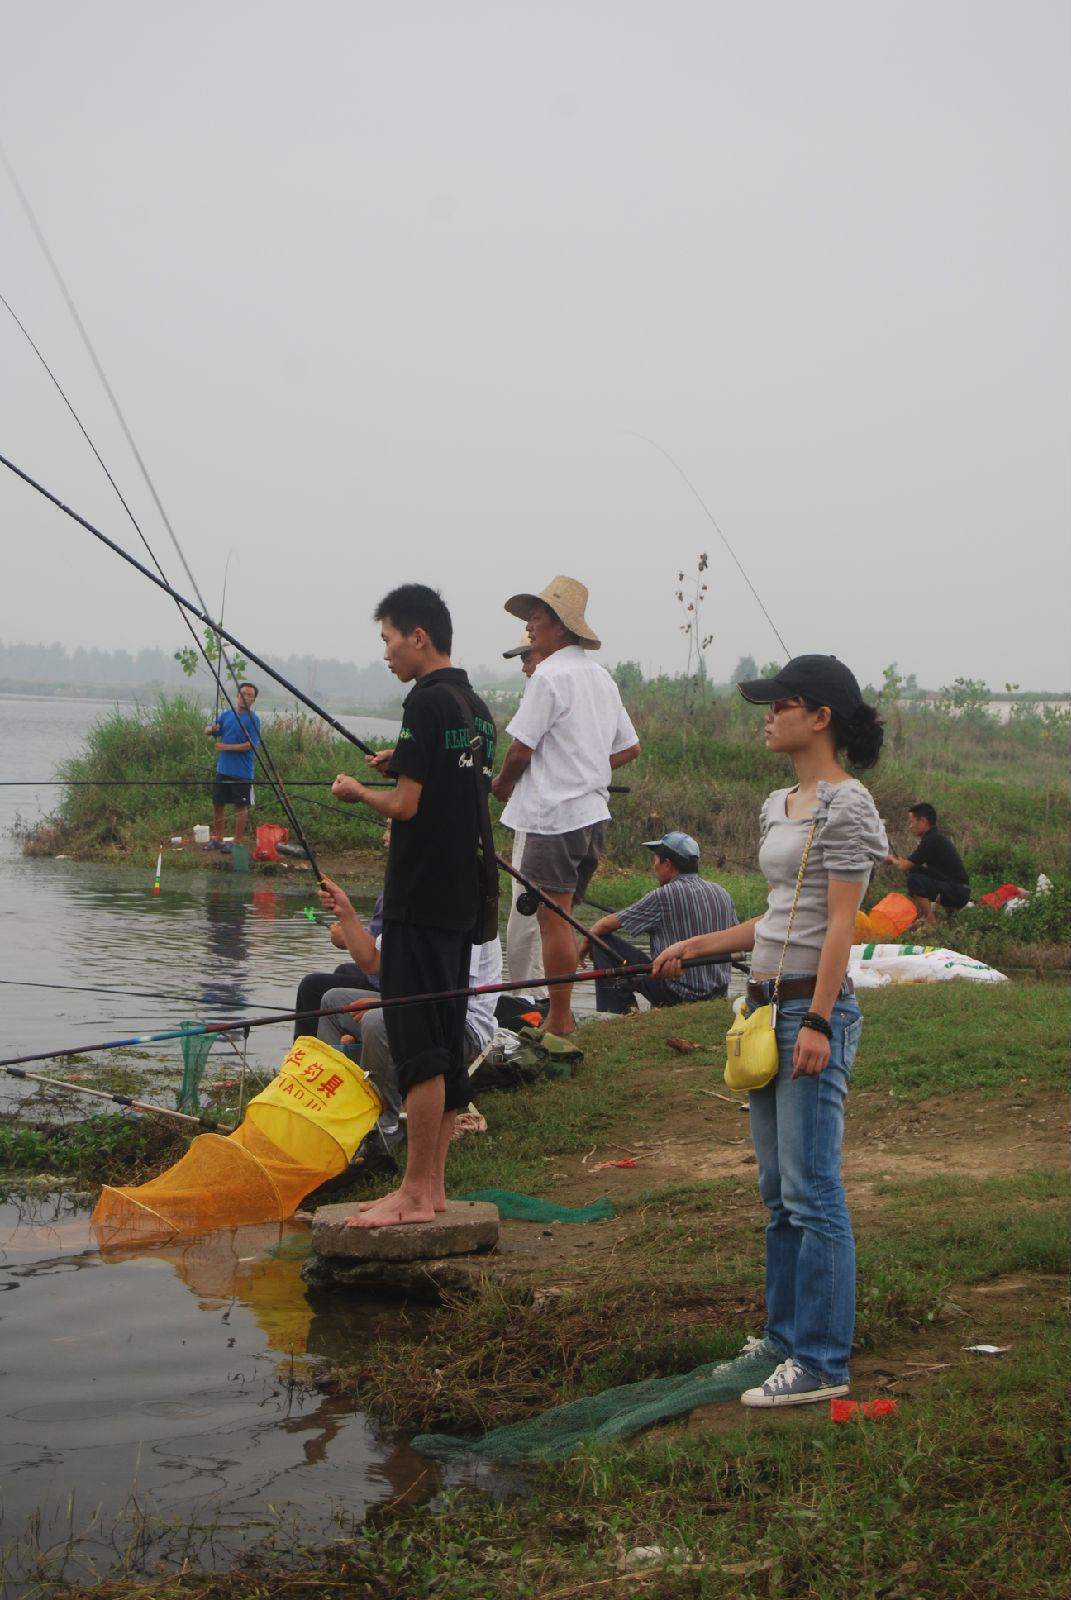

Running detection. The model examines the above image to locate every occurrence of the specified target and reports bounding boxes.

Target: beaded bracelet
[799,1011,833,1039]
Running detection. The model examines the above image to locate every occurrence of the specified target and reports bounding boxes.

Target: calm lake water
[0,695,468,1594]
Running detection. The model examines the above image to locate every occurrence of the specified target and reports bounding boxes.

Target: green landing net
[177,1022,216,1112]
[453,1190,614,1223]
[411,1344,777,1464]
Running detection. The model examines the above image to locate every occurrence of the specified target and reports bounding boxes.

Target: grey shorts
[520,822,607,898]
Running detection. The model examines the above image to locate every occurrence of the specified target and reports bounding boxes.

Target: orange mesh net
[92,1037,381,1247]
[864,893,918,940]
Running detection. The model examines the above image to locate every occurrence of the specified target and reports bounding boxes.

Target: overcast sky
[1,0,1068,695]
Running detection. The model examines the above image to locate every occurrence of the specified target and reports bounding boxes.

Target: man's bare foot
[352,1186,448,1218]
[347,1191,437,1228]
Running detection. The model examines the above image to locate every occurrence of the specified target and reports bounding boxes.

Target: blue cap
[642,830,700,860]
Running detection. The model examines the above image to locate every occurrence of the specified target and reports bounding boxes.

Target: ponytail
[830,701,884,770]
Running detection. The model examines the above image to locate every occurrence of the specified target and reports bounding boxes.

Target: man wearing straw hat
[500,631,548,1007]
[492,577,640,1038]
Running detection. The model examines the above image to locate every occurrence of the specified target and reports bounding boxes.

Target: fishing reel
[516,889,541,917]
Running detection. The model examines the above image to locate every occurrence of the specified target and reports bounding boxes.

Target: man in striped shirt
[579,832,738,1013]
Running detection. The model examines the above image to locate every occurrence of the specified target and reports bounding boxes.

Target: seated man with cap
[491,576,640,1038]
[578,831,738,1013]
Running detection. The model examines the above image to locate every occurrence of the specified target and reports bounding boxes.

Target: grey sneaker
[741,1357,849,1408]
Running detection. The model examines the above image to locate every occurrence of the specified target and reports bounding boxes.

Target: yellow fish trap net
[92,1037,381,1247]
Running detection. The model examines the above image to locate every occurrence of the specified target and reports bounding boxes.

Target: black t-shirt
[909,828,969,886]
[382,668,497,932]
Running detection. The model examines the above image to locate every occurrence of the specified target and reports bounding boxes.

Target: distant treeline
[0,640,406,705]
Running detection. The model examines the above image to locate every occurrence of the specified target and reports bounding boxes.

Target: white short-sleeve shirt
[500,646,638,835]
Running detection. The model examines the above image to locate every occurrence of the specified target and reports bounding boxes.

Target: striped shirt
[618,875,738,1001]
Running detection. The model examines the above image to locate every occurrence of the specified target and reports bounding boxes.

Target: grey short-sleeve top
[751,779,889,978]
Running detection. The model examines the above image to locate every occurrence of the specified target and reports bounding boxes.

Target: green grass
[851,981,1069,1099]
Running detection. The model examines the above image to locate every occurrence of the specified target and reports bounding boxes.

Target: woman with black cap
[652,656,887,1407]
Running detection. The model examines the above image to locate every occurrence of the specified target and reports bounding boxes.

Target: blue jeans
[747,991,862,1385]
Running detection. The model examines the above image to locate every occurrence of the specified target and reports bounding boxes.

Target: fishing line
[628,432,790,657]
[0,975,295,1008]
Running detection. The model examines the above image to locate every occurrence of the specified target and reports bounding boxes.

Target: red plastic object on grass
[980,883,1027,910]
[252,824,288,862]
[830,1397,898,1423]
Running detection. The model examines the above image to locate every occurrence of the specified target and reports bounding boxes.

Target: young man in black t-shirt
[887,802,971,929]
[331,584,496,1227]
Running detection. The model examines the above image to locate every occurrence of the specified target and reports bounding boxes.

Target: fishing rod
[629,433,790,658]
[0,953,734,1072]
[2,161,341,892]
[1,1063,231,1131]
[574,891,752,975]
[0,297,330,882]
[495,852,621,964]
[1,452,379,758]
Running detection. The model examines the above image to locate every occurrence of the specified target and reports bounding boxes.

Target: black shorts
[379,920,473,1113]
[212,776,252,808]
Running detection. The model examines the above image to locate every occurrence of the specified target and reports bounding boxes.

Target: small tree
[676,553,713,770]
[174,625,248,695]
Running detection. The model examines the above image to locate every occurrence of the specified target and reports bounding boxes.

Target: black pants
[293,963,376,1041]
[905,871,970,911]
[593,932,692,1014]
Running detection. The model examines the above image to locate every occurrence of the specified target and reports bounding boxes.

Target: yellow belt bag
[724,818,818,1092]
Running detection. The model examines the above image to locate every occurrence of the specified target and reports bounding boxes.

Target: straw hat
[504,576,601,650]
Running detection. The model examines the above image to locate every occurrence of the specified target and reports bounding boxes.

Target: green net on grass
[177,1023,215,1112]
[411,1344,777,1463]
[453,1190,614,1223]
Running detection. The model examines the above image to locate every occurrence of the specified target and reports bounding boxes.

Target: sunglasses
[768,698,805,715]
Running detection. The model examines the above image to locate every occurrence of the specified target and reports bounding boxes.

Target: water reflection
[202,883,251,1010]
[0,1201,441,1592]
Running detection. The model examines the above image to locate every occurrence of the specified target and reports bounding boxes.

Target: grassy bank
[16,981,1071,1599]
[22,691,1071,970]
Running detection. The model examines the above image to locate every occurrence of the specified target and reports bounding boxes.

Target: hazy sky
[1,0,1068,694]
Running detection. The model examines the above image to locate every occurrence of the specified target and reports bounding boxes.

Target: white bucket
[193,825,210,844]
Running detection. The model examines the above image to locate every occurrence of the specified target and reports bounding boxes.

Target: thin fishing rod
[494,852,620,963]
[629,433,790,657]
[1,141,213,618]
[0,297,325,872]
[215,554,231,721]
[0,454,378,757]
[0,954,731,1071]
[0,286,238,719]
[2,1063,230,1131]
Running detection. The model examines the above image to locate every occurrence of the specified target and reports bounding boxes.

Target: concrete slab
[311,1198,499,1262]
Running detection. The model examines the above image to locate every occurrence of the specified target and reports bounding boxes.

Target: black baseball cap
[737,655,863,718]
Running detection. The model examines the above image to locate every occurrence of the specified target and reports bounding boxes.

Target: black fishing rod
[0,953,733,1072]
[2,1063,231,1131]
[0,295,331,882]
[0,453,378,760]
[495,852,620,964]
